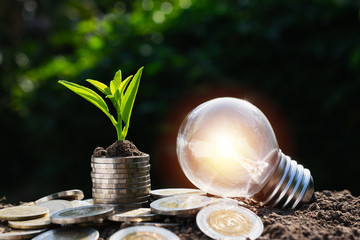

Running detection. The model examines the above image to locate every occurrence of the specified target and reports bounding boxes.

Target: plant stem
[116,111,123,141]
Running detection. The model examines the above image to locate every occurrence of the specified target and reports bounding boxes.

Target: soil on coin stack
[92,140,145,157]
[1,190,360,239]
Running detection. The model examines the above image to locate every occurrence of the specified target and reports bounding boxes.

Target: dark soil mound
[92,140,145,157]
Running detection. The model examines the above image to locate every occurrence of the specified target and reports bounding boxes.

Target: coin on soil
[34,199,73,215]
[108,208,159,222]
[92,165,150,174]
[91,171,149,179]
[91,162,149,169]
[0,206,49,221]
[150,195,212,217]
[32,226,99,240]
[0,223,46,240]
[8,215,51,230]
[50,205,114,225]
[109,226,179,240]
[91,155,149,164]
[91,175,150,184]
[34,189,84,204]
[196,204,264,240]
[150,188,207,200]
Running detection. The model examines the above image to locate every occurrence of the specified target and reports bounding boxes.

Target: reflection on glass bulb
[177,97,314,208]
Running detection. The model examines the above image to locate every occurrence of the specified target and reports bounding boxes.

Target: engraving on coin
[32,226,99,240]
[109,226,179,240]
[196,204,264,240]
[150,188,206,199]
[34,189,84,204]
[50,205,114,224]
[0,206,49,221]
[34,200,73,215]
[207,209,252,236]
[150,195,212,216]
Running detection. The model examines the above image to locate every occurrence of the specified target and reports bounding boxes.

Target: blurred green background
[1,0,360,203]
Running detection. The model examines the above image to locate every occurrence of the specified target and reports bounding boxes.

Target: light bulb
[176,97,314,209]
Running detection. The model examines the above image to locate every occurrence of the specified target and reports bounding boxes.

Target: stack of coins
[91,155,151,209]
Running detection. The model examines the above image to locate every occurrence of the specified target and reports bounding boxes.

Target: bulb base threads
[252,152,314,209]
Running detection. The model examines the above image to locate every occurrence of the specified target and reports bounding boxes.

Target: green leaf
[86,79,111,95]
[113,70,122,86]
[120,67,143,137]
[119,75,133,96]
[58,80,115,124]
[110,80,117,95]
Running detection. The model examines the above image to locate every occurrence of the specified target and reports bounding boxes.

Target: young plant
[58,67,143,141]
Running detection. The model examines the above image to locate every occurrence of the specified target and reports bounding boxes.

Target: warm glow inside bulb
[177,97,280,198]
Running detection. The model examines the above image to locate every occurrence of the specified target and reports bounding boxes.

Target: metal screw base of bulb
[252,152,314,209]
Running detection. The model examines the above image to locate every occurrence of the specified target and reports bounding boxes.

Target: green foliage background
[1,0,360,202]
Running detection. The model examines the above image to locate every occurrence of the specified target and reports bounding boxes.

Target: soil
[1,190,359,239]
[92,140,145,157]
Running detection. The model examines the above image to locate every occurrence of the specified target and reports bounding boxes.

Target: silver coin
[34,189,84,204]
[92,165,150,174]
[108,208,159,222]
[98,201,149,210]
[92,192,149,200]
[93,195,150,204]
[8,215,51,230]
[50,205,114,224]
[109,226,179,240]
[91,175,150,184]
[32,226,99,240]
[34,199,73,215]
[91,171,149,179]
[0,206,49,221]
[92,180,151,189]
[91,155,149,164]
[0,224,46,240]
[150,188,207,200]
[196,204,264,240]
[91,162,149,169]
[150,195,212,216]
[92,185,151,194]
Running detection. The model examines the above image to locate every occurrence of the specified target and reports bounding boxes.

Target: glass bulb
[176,97,314,208]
